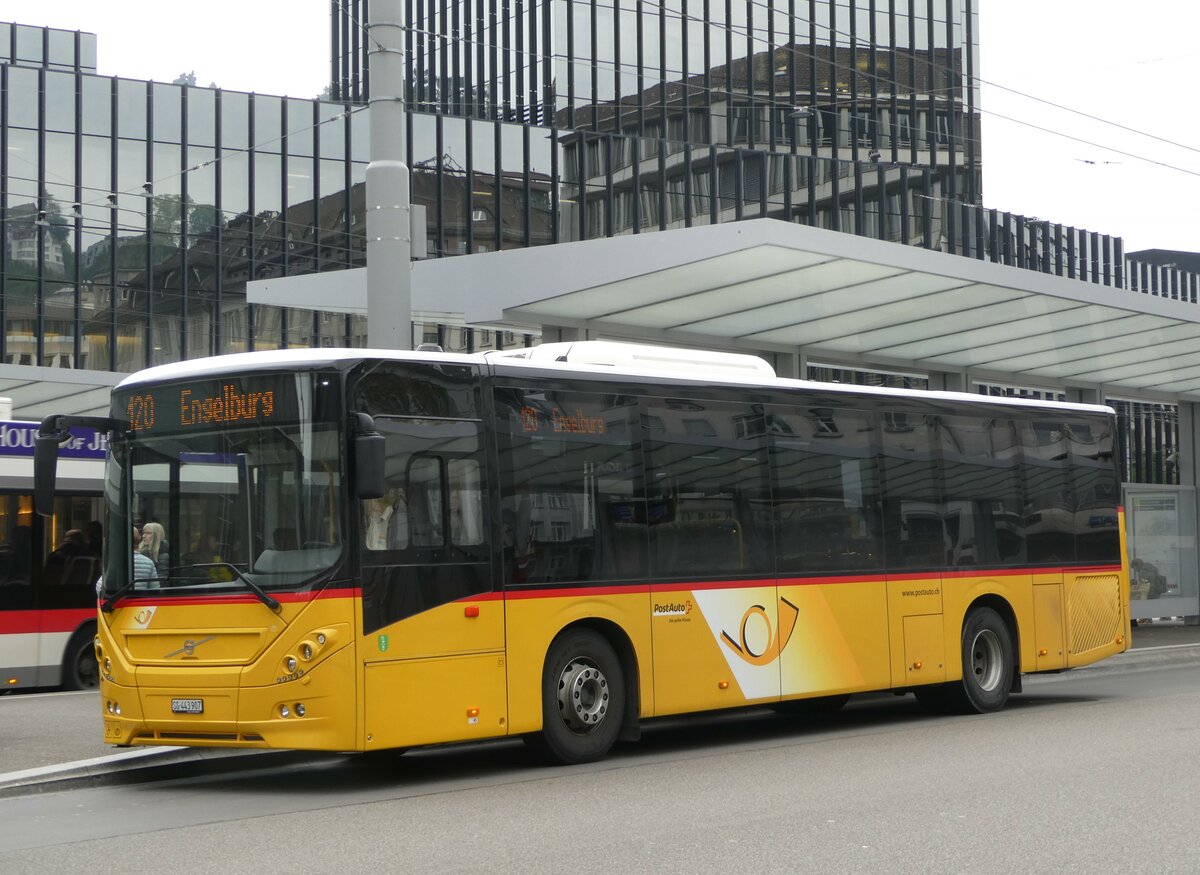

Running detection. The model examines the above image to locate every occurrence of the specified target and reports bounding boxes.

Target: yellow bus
[34,341,1129,764]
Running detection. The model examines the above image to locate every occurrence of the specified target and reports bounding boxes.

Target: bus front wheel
[530,629,625,765]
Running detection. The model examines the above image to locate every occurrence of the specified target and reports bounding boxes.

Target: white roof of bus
[116,348,479,389]
[116,344,1114,416]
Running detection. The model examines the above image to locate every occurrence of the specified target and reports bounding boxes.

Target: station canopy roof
[433,218,1200,399]
[27,217,1200,422]
[0,364,122,422]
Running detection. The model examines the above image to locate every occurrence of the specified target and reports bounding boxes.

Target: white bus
[0,420,107,690]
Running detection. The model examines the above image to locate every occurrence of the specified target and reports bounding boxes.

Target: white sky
[18,0,1200,254]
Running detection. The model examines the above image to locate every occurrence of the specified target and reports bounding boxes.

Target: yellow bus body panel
[98,593,359,750]
[360,596,507,750]
[502,588,651,735]
[98,544,1129,751]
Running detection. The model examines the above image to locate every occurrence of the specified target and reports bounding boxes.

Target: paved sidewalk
[2,618,1199,788]
[1128,618,1200,649]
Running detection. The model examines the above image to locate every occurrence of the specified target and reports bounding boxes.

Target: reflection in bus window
[363,418,486,559]
[1022,419,1075,564]
[880,411,941,569]
[494,388,646,584]
[771,407,883,573]
[644,399,772,579]
[938,415,1025,567]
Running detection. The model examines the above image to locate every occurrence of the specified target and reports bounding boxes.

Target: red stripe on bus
[651,579,776,593]
[0,608,95,635]
[105,586,361,609]
[455,591,504,603]
[96,562,1127,611]
[504,584,651,600]
[506,565,1127,599]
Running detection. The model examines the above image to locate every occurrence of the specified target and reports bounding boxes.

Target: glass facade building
[0,16,1194,458]
[2,14,1199,614]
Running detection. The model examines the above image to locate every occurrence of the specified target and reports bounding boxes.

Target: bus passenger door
[359,417,505,750]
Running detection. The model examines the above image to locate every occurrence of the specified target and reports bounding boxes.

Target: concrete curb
[0,745,309,798]
[1026,642,1200,683]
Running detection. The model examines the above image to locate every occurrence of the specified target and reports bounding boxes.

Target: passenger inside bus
[131,527,160,589]
[43,529,95,588]
[139,522,170,577]
[95,527,161,595]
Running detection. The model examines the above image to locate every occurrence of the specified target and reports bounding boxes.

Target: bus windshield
[102,371,345,600]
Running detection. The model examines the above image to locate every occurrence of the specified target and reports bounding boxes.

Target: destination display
[113,374,313,436]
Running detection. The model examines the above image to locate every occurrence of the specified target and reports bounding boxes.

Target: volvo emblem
[165,636,215,658]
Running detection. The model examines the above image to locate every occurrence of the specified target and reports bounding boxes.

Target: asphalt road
[3,660,1200,873]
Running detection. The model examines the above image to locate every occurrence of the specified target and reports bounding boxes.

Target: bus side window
[408,455,444,547]
[361,418,487,560]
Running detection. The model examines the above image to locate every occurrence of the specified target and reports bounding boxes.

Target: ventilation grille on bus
[1068,574,1122,656]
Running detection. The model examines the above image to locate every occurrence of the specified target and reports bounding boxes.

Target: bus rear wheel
[529,629,625,765]
[950,607,1014,713]
[62,627,99,691]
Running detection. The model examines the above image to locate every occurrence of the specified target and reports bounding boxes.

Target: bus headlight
[300,643,313,661]
[280,704,290,718]
[285,657,297,673]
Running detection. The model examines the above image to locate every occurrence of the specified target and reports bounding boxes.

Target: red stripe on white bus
[0,608,95,635]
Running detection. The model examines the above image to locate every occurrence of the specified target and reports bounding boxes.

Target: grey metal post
[366,0,412,349]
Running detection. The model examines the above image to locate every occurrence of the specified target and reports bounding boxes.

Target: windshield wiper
[195,562,282,612]
[101,577,159,613]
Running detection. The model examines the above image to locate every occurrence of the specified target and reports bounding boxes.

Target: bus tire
[62,625,99,691]
[950,607,1013,713]
[530,628,625,765]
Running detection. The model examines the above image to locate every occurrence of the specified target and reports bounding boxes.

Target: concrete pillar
[928,369,969,393]
[1067,385,1102,405]
[1179,401,1197,489]
[1180,401,1200,625]
[541,325,595,343]
[366,0,412,349]
[774,352,804,380]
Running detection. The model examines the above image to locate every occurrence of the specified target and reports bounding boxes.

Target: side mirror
[351,413,386,500]
[34,413,117,517]
[34,417,68,516]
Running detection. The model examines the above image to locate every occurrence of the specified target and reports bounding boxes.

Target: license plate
[171,698,204,714]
